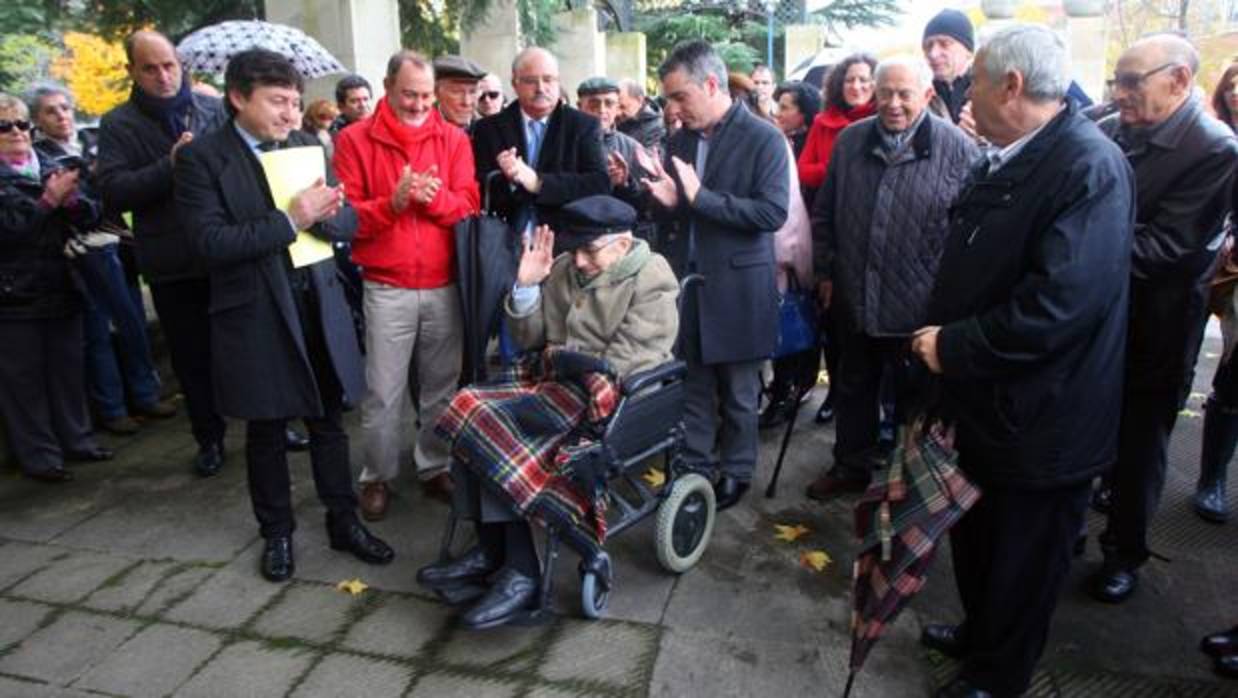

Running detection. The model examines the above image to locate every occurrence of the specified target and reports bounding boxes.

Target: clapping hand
[670,156,701,204]
[289,177,344,230]
[638,148,677,208]
[516,224,555,287]
[910,326,943,374]
[606,150,629,187]
[497,147,540,193]
[958,101,978,140]
[42,169,80,208]
[170,132,194,164]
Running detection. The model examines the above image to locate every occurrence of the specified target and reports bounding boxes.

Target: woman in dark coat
[0,93,110,483]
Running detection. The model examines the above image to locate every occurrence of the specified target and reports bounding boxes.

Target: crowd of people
[1,6,1237,696]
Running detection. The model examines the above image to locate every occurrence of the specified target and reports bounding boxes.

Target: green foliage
[0,0,57,36]
[713,41,761,74]
[0,34,58,97]
[74,0,262,41]
[808,0,901,32]
[400,0,461,57]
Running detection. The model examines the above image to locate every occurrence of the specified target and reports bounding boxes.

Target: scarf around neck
[374,97,439,154]
[130,77,195,141]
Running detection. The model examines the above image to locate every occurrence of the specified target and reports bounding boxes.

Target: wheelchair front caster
[579,553,612,619]
[655,473,716,573]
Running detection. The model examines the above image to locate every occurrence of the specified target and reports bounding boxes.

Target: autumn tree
[51,32,128,117]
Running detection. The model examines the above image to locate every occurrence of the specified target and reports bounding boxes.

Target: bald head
[125,30,183,99]
[511,47,560,120]
[1113,33,1198,128]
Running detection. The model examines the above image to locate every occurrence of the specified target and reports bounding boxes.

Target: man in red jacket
[333,50,480,520]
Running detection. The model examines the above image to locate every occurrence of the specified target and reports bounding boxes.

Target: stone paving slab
[0,599,53,651]
[408,670,521,698]
[251,582,365,644]
[73,624,222,698]
[135,564,218,618]
[9,552,138,606]
[173,640,314,698]
[81,560,180,614]
[289,653,413,697]
[435,622,554,674]
[339,593,452,659]
[541,619,659,690]
[162,562,283,631]
[0,610,140,685]
[0,542,66,591]
[0,676,97,698]
[0,477,126,544]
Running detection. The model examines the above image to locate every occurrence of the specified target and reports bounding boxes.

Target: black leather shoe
[935,677,993,698]
[261,536,294,582]
[25,467,73,483]
[65,447,114,462]
[285,427,310,452]
[921,624,968,659]
[327,515,395,565]
[1202,626,1238,658]
[1088,566,1138,604]
[814,395,834,424]
[714,476,750,511]
[1217,653,1238,679]
[758,398,792,430]
[460,568,539,630]
[1090,484,1113,514]
[194,442,224,478]
[417,545,500,589]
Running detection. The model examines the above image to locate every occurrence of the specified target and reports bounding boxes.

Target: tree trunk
[1179,0,1190,30]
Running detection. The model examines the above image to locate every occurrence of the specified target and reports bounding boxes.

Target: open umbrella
[842,417,981,698]
[177,20,346,79]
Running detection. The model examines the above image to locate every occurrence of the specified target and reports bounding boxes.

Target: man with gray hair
[1089,33,1238,604]
[910,24,1135,696]
[805,55,977,501]
[616,78,666,152]
[643,39,789,510]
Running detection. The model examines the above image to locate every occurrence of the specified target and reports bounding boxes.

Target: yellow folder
[256,146,336,269]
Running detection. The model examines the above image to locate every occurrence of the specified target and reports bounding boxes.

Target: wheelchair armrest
[621,360,686,396]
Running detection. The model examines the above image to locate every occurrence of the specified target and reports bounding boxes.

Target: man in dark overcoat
[910,25,1136,698]
[1089,34,1238,604]
[643,40,789,510]
[174,49,393,582]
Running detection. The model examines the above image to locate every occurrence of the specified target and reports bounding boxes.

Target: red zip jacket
[797,101,876,189]
[333,100,479,289]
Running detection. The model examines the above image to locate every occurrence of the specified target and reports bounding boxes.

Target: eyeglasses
[1106,63,1178,92]
[0,119,32,134]
[480,91,502,100]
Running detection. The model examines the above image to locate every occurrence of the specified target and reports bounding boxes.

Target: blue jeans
[76,244,161,419]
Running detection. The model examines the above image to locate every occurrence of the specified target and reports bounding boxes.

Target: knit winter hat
[923,9,975,53]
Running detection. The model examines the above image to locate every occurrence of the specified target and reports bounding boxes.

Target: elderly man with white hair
[805,55,977,501]
[910,25,1136,698]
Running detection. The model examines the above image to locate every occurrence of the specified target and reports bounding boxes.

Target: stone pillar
[265,0,400,102]
[552,6,606,101]
[607,32,646,84]
[461,0,522,92]
[1064,0,1107,103]
[784,24,825,81]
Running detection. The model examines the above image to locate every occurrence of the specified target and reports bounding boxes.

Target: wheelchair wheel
[579,553,612,620]
[654,473,716,573]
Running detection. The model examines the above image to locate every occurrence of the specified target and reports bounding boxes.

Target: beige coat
[506,239,679,379]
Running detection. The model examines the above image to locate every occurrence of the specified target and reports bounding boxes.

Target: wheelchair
[434,274,716,621]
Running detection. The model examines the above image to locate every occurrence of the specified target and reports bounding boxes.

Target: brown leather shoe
[805,472,869,502]
[359,481,390,521]
[420,472,454,505]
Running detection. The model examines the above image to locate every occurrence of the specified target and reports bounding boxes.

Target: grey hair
[658,40,727,88]
[511,47,558,78]
[618,78,645,99]
[0,93,29,119]
[874,55,934,90]
[26,82,74,115]
[385,50,432,81]
[979,24,1069,103]
[1135,32,1200,76]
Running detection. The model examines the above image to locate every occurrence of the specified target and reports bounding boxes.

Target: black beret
[434,55,486,81]
[556,195,637,250]
[577,76,620,97]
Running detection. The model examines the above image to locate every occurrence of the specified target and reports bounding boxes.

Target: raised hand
[412,164,441,204]
[43,169,80,208]
[497,147,539,193]
[170,132,194,164]
[391,165,416,213]
[516,224,555,287]
[289,177,344,230]
[670,156,700,204]
[606,150,629,187]
[639,149,677,208]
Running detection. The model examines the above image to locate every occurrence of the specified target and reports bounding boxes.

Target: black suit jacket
[471,101,610,229]
[174,124,364,420]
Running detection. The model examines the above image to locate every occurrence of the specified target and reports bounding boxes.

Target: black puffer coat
[0,157,99,320]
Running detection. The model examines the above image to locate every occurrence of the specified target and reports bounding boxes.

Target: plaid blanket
[434,348,620,558]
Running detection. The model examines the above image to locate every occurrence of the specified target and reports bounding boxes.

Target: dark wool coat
[174,126,364,420]
[812,113,978,337]
[927,103,1136,490]
[96,93,226,282]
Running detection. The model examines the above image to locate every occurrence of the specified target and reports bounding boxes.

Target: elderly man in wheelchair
[420,195,714,629]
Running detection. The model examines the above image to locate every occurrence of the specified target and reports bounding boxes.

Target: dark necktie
[258,140,280,152]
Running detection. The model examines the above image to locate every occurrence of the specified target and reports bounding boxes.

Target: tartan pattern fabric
[848,419,981,674]
[434,348,619,557]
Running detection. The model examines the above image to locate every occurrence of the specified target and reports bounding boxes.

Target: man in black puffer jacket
[807,55,977,501]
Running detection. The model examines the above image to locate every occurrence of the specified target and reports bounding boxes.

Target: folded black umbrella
[455,171,518,385]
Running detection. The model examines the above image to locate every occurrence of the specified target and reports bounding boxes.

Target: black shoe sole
[329,541,395,565]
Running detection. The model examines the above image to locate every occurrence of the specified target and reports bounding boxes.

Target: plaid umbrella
[177,20,346,79]
[843,418,981,698]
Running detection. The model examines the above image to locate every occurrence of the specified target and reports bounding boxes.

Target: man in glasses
[1089,33,1238,605]
[576,77,647,209]
[476,73,504,118]
[471,47,609,237]
[434,55,486,133]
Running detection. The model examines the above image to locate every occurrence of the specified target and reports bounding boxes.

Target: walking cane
[764,377,808,498]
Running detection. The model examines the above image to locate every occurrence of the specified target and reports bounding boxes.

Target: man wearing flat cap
[434,55,487,132]
[577,77,649,214]
[417,194,678,629]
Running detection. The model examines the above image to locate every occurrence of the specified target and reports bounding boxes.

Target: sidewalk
[0,339,1235,697]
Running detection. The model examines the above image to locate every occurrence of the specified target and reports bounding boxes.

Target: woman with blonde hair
[302,98,339,156]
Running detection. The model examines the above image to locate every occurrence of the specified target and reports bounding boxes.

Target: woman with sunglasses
[0,93,111,483]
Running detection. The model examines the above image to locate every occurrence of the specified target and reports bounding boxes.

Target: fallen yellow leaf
[336,578,369,596]
[1179,408,1202,419]
[642,468,666,488]
[773,523,811,542]
[800,550,832,572]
